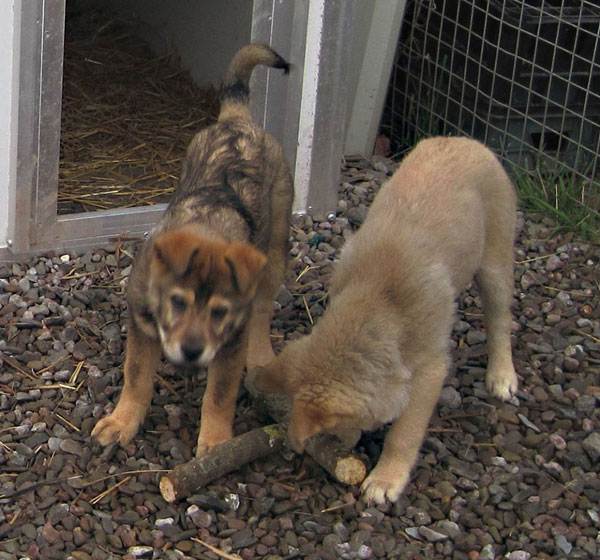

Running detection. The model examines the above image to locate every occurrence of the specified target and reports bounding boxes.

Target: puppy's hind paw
[360,465,409,505]
[486,367,518,401]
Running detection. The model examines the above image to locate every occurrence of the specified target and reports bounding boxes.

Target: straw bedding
[59,6,218,214]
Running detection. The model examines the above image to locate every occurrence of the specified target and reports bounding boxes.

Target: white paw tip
[361,475,405,505]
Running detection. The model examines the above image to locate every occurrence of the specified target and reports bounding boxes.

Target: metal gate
[381,0,600,183]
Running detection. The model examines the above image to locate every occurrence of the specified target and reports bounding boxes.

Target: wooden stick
[301,432,366,486]
[89,476,132,505]
[159,425,286,503]
[158,368,368,503]
[321,498,356,514]
[191,537,242,560]
[245,368,367,487]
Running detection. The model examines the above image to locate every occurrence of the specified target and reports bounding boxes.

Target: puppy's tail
[219,43,290,123]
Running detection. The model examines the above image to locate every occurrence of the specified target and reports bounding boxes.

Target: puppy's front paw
[486,366,518,401]
[361,463,410,505]
[92,412,140,447]
[195,431,232,457]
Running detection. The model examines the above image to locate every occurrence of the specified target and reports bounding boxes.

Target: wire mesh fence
[380,0,600,185]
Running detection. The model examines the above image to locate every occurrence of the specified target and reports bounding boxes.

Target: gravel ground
[0,155,599,560]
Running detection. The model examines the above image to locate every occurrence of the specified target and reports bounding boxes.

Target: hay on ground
[59,8,218,214]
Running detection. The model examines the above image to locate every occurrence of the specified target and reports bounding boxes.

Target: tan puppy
[254,136,518,504]
[92,44,294,456]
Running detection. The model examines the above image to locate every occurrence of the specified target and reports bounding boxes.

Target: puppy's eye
[210,306,228,321]
[171,294,187,313]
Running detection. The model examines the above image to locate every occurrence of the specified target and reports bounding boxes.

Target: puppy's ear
[251,362,288,394]
[152,230,201,278]
[223,243,267,295]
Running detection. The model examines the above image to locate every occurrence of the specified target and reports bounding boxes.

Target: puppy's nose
[181,343,204,362]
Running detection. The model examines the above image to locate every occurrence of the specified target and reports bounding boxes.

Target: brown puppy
[92,44,294,456]
[254,136,518,504]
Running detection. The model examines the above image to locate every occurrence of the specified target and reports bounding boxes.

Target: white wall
[101,0,252,86]
[0,0,20,249]
[344,0,406,156]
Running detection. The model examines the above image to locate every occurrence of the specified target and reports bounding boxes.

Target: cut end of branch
[159,477,177,503]
[334,456,367,486]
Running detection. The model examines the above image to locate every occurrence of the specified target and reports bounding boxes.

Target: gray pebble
[506,552,531,560]
[54,369,72,381]
[347,206,368,226]
[576,395,596,414]
[356,544,373,559]
[477,544,494,560]
[127,547,153,558]
[115,511,140,525]
[434,520,461,540]
[407,506,431,525]
[21,523,37,540]
[439,386,462,409]
[186,505,213,528]
[404,527,421,540]
[47,437,62,452]
[466,329,486,345]
[333,521,349,541]
[59,438,84,456]
[18,278,31,293]
[253,496,275,515]
[418,526,448,542]
[47,503,70,524]
[554,534,573,555]
[23,432,49,448]
[231,527,257,549]
[582,432,600,462]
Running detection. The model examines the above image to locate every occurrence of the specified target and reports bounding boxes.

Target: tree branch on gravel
[160,424,286,502]
[159,367,368,502]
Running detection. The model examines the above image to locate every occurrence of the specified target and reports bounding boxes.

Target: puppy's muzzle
[287,425,307,455]
[181,341,204,363]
